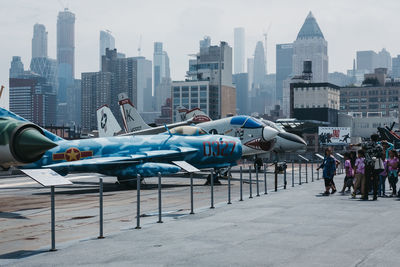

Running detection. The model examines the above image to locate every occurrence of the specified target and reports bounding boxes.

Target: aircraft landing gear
[254,158,263,171]
[116,176,144,188]
[204,173,222,186]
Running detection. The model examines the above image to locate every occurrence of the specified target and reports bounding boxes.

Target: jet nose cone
[262,126,279,141]
[278,132,307,147]
[14,128,58,162]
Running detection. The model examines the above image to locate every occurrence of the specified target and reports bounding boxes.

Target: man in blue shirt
[317,148,337,196]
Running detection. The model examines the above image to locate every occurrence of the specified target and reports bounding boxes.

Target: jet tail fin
[96,105,123,137]
[178,107,211,123]
[0,107,64,142]
[118,93,151,132]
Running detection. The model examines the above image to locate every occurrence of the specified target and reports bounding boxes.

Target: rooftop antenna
[263,23,272,74]
[137,35,142,56]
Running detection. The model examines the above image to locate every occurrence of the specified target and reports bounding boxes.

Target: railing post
[284,164,287,189]
[157,172,163,223]
[50,186,56,251]
[311,162,314,182]
[292,160,294,187]
[305,161,308,183]
[264,163,268,194]
[228,169,232,204]
[299,163,302,185]
[239,166,243,201]
[256,166,260,197]
[274,162,278,192]
[190,172,194,214]
[210,171,215,209]
[98,178,104,239]
[249,165,253,198]
[135,174,141,229]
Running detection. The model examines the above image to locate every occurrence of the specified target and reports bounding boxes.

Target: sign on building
[318,127,351,145]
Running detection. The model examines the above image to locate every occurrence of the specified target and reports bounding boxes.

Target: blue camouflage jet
[0,108,242,184]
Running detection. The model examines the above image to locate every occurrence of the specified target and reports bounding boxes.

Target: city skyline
[1,0,400,109]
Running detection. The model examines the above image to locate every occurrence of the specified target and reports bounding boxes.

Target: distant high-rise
[153,42,170,111]
[9,56,24,78]
[276,43,293,103]
[357,51,377,73]
[253,41,266,87]
[81,72,112,132]
[30,57,58,92]
[199,36,211,50]
[172,41,235,121]
[234,28,245,74]
[393,55,400,78]
[233,73,248,114]
[57,8,75,104]
[247,57,254,90]
[32,24,48,59]
[378,48,392,71]
[293,11,328,82]
[99,30,115,69]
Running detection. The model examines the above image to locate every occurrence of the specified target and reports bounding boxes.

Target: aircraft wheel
[254,158,263,171]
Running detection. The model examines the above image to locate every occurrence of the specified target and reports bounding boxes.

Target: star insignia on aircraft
[52,148,93,161]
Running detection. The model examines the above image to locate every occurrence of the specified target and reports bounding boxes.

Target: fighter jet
[114,97,278,156]
[0,115,58,170]
[0,107,242,184]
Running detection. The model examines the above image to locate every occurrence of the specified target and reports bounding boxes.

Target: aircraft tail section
[118,93,151,132]
[176,107,211,123]
[0,107,64,142]
[96,105,123,137]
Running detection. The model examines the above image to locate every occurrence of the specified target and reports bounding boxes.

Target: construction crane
[137,35,142,56]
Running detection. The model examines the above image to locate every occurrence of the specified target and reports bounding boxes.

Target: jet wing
[44,147,199,169]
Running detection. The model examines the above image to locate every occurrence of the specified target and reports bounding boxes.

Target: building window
[182,86,189,92]
[349,98,359,103]
[381,104,386,109]
[389,103,399,109]
[173,87,180,92]
[369,104,379,109]
[369,97,378,102]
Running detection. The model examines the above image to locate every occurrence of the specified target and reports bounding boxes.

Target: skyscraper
[253,41,266,87]
[377,48,392,71]
[30,57,58,92]
[9,56,24,78]
[393,55,400,78]
[357,50,377,73]
[81,72,112,132]
[234,27,245,74]
[199,36,211,51]
[153,42,170,111]
[172,41,235,121]
[292,11,328,82]
[276,43,293,104]
[57,8,75,104]
[99,30,115,69]
[32,24,48,59]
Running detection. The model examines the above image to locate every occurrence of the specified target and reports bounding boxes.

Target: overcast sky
[1,0,400,108]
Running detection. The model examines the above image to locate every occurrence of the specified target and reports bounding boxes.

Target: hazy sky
[1,0,400,108]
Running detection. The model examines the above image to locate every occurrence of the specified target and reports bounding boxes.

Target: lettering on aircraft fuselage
[203,141,236,157]
[234,128,244,140]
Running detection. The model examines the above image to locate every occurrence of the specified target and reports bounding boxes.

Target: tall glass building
[57,8,75,104]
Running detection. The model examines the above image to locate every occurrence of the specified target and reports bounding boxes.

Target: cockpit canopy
[230,116,264,129]
[169,126,208,136]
